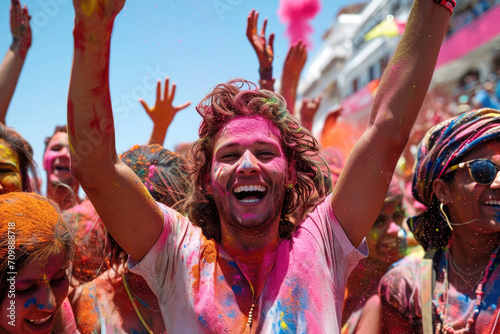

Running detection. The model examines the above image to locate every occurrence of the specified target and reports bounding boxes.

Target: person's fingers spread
[176,101,192,111]
[261,17,268,36]
[163,77,170,101]
[246,11,254,37]
[11,2,20,29]
[138,99,150,113]
[155,80,162,102]
[268,33,275,52]
[169,83,177,103]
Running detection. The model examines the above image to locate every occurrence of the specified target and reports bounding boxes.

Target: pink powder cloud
[277,0,322,49]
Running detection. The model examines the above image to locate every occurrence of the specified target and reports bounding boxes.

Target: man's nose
[236,151,260,175]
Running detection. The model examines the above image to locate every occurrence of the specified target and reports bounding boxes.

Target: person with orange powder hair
[0,192,77,333]
[67,0,451,332]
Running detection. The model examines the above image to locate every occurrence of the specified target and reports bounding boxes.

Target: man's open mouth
[233,185,267,203]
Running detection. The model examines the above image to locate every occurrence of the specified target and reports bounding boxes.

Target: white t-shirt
[130,194,368,333]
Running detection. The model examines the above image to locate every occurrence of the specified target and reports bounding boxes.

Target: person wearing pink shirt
[67,0,451,332]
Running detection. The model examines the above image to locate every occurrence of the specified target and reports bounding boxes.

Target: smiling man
[67,0,451,332]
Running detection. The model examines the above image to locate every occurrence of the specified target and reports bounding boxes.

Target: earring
[287,183,294,189]
[439,202,454,231]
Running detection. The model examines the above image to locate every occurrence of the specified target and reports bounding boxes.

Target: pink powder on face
[43,149,58,171]
[43,133,70,171]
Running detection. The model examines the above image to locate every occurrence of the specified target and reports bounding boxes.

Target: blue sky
[0,0,353,193]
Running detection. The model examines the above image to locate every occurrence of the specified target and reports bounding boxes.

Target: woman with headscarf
[379,108,500,333]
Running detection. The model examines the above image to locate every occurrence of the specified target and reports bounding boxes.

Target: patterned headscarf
[409,108,500,250]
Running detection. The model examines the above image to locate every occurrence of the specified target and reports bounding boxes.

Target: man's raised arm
[332,0,452,247]
[68,0,163,261]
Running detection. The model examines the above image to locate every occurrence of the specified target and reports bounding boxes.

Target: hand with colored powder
[69,0,164,263]
[73,0,125,32]
[280,41,307,115]
[139,77,192,146]
[246,9,275,91]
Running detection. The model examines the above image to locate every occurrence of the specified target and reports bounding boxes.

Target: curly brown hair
[183,79,331,242]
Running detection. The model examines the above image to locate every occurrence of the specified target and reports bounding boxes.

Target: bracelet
[259,67,273,81]
[258,79,275,90]
[433,0,455,15]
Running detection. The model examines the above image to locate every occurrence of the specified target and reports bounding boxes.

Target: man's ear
[203,173,213,195]
[432,178,452,204]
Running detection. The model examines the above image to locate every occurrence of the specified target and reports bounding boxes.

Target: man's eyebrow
[218,140,279,149]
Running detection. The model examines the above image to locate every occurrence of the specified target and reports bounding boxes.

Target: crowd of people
[1,0,499,333]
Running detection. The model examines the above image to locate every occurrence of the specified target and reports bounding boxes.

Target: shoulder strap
[421,249,438,334]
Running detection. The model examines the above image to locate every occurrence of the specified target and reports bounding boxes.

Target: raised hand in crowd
[299,96,322,132]
[0,0,31,124]
[68,0,162,262]
[139,77,191,146]
[246,9,275,91]
[280,41,307,115]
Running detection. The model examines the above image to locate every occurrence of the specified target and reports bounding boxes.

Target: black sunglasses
[444,159,500,185]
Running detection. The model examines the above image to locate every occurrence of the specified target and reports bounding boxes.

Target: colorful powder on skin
[24,298,36,308]
[68,138,76,154]
[42,274,50,288]
[76,286,100,333]
[81,0,97,17]
[277,0,321,49]
[231,285,242,293]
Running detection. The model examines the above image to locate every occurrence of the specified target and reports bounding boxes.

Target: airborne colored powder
[277,0,322,49]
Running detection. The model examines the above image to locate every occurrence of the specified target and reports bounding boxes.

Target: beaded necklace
[123,274,154,334]
[432,245,500,333]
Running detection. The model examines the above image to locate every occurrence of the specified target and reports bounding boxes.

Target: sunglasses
[444,159,500,185]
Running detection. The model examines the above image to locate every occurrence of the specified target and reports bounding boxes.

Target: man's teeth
[27,315,51,325]
[234,185,266,193]
[241,198,260,203]
[483,200,500,206]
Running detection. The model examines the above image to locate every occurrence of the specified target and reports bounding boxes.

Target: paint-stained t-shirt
[129,194,368,333]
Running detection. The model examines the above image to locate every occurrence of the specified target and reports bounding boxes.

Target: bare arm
[246,9,275,91]
[68,0,163,261]
[280,41,307,115]
[331,0,451,247]
[0,0,31,124]
[139,77,191,146]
